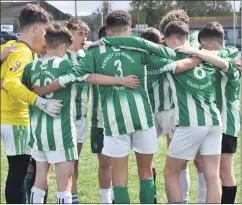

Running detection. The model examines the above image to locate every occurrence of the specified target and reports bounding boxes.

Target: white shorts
[1,124,31,156]
[31,146,78,164]
[102,126,158,157]
[168,126,222,160]
[154,109,176,138]
[75,118,88,144]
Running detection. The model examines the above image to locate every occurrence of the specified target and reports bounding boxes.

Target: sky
[46,0,241,16]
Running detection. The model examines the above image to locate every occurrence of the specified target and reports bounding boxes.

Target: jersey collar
[16,40,32,50]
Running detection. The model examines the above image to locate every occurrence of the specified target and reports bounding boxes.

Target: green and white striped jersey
[215,47,241,137]
[64,49,90,120]
[79,44,176,136]
[102,36,223,127]
[90,85,103,128]
[22,57,81,151]
[147,33,199,113]
[147,66,174,113]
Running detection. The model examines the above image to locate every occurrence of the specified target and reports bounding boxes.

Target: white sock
[57,192,72,204]
[197,172,206,203]
[100,188,112,203]
[31,186,46,203]
[179,168,190,202]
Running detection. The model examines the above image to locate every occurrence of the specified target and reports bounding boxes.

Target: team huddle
[0,3,241,204]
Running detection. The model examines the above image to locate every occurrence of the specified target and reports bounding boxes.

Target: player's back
[1,40,33,126]
[23,57,77,151]
[87,45,155,136]
[169,52,221,127]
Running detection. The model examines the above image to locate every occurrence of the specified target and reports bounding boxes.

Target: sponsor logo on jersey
[10,61,21,72]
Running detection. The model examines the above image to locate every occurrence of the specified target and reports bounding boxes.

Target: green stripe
[35,113,43,150]
[142,93,153,128]
[115,92,127,134]
[47,116,55,150]
[177,88,189,126]
[127,92,142,129]
[197,95,205,125]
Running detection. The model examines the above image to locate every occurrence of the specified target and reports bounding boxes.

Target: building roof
[189,16,241,29]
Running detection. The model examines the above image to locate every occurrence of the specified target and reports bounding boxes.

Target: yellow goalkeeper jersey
[1,40,38,126]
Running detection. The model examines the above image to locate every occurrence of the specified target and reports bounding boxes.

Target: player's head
[140,27,162,44]
[32,38,47,56]
[18,4,51,48]
[159,9,189,34]
[105,10,132,36]
[45,23,73,57]
[98,25,107,39]
[163,21,190,49]
[65,18,90,50]
[198,22,225,50]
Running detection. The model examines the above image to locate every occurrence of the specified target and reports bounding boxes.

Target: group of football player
[0,3,241,204]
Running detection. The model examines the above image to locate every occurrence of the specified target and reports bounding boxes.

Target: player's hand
[35,97,63,118]
[85,39,104,50]
[1,46,18,61]
[32,85,48,97]
[234,58,241,71]
[176,45,199,55]
[120,75,140,89]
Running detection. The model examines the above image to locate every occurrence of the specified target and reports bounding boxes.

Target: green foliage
[130,0,233,27]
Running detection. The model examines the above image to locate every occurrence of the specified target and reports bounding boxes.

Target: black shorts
[221,134,237,154]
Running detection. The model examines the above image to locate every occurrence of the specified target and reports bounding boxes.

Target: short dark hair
[164,21,190,40]
[159,9,189,33]
[198,22,224,45]
[140,27,162,44]
[98,25,107,39]
[45,23,73,49]
[106,10,132,29]
[66,18,90,33]
[18,4,51,30]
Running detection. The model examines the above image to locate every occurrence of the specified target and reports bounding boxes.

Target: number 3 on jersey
[34,78,54,98]
[114,60,123,77]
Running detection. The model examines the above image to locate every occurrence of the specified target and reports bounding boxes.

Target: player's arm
[144,53,203,74]
[176,46,229,71]
[33,56,140,96]
[3,50,38,105]
[101,36,177,60]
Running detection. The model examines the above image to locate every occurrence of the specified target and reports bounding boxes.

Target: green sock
[140,179,155,204]
[72,192,80,204]
[113,186,130,203]
[24,172,35,203]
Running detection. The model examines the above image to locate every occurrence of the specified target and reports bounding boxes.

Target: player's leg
[30,150,51,204]
[71,118,88,203]
[194,153,206,203]
[165,126,206,203]
[166,113,190,203]
[199,126,222,203]
[220,134,237,204]
[102,134,131,203]
[132,127,158,203]
[91,127,113,203]
[51,147,78,204]
[98,154,112,203]
[24,158,35,203]
[1,124,31,203]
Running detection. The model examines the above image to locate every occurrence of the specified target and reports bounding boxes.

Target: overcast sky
[46,0,241,16]
[46,1,131,16]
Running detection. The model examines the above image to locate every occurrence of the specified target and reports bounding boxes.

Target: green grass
[1,131,241,203]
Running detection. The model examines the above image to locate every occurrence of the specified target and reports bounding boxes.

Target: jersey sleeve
[22,62,32,89]
[223,58,241,77]
[217,46,239,59]
[58,59,86,87]
[102,36,177,60]
[144,53,176,73]
[3,50,38,105]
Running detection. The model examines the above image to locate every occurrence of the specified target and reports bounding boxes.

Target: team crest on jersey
[10,61,21,72]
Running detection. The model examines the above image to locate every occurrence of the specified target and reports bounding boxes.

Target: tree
[103,0,110,22]
[129,0,233,27]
